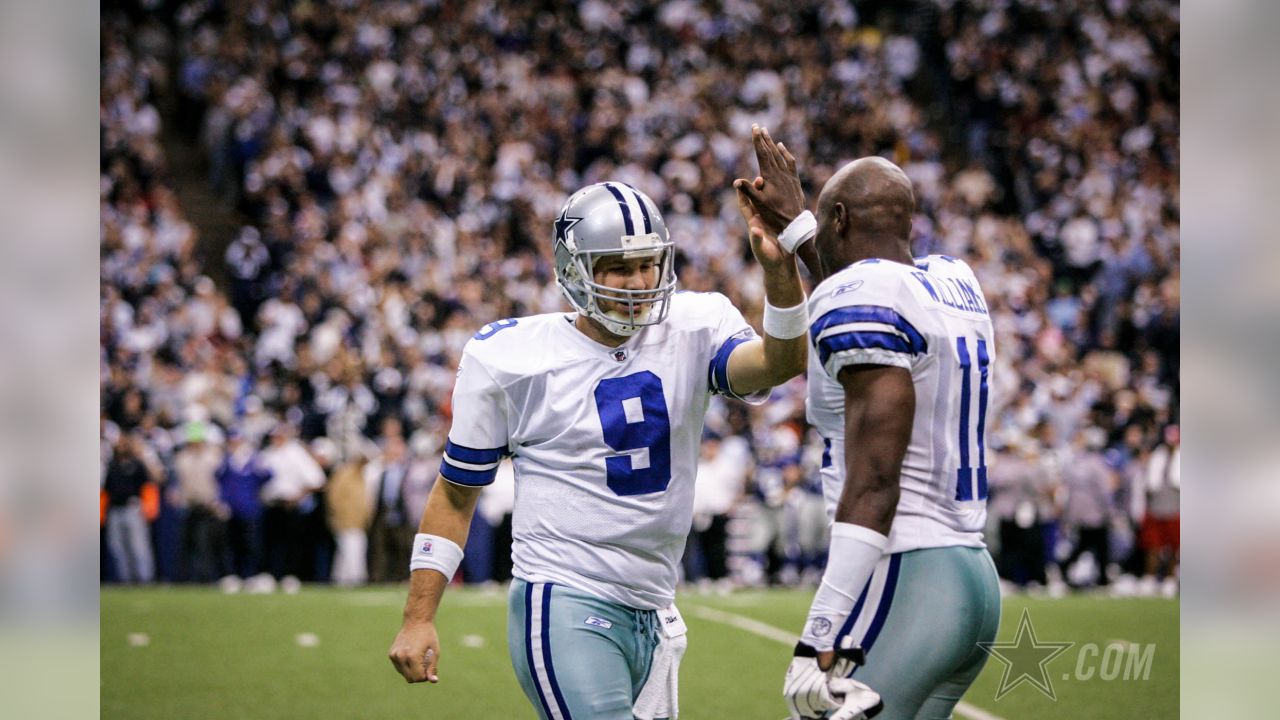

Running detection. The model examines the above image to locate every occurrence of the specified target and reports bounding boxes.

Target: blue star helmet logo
[555,207,583,245]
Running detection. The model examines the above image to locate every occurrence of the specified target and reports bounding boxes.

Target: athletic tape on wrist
[410,533,464,578]
[763,299,809,340]
[778,210,817,254]
[800,523,888,651]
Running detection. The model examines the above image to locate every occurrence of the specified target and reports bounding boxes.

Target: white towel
[633,604,689,720]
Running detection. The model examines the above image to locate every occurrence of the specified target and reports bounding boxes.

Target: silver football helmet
[553,182,676,337]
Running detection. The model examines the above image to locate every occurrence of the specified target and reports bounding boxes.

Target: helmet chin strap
[597,305,650,336]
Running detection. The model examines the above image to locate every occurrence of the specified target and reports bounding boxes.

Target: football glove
[783,643,841,719]
[827,677,883,720]
[784,641,884,720]
[828,637,868,679]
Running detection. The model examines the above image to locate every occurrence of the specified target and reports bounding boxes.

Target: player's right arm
[789,364,914,678]
[389,478,481,684]
[389,337,510,684]
[794,271,924,669]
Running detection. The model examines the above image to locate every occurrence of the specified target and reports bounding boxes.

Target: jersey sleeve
[808,270,928,380]
[704,294,770,405]
[439,343,510,487]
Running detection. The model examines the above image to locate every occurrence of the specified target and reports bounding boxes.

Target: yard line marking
[688,605,1007,720]
[295,633,320,647]
[954,701,1006,720]
[1106,638,1139,647]
[688,606,798,645]
[127,633,150,647]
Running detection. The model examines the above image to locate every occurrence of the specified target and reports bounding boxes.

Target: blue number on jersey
[955,337,991,501]
[474,319,518,340]
[593,372,672,496]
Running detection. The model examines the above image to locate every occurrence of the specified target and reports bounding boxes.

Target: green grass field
[102,586,1177,719]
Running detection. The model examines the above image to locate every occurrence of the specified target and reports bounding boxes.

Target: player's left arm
[724,184,808,395]
[800,364,915,668]
[834,364,915,533]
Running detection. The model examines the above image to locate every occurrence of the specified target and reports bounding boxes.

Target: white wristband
[410,533,464,579]
[778,210,817,254]
[763,299,809,340]
[800,523,889,651]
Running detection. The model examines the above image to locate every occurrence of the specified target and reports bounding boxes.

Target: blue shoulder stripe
[817,331,912,366]
[443,439,505,465]
[439,459,498,486]
[809,305,927,354]
[708,334,750,396]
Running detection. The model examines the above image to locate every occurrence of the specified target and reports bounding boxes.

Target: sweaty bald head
[815,156,916,271]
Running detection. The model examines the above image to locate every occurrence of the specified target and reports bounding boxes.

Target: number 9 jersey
[806,255,996,554]
[440,291,764,610]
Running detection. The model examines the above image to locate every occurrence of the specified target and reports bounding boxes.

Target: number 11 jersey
[440,292,762,610]
[806,255,996,554]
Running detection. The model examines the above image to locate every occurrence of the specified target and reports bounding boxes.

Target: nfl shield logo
[421,540,433,554]
[612,349,627,362]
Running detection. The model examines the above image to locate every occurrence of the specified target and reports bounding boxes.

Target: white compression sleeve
[799,523,889,651]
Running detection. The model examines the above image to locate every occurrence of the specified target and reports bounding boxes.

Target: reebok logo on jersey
[584,616,613,629]
[834,280,864,296]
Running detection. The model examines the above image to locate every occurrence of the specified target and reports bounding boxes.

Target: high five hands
[735,124,806,237]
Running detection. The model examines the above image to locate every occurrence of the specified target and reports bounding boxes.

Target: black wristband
[793,641,818,658]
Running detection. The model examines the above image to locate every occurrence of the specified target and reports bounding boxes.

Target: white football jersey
[440,292,763,609]
[806,255,995,553]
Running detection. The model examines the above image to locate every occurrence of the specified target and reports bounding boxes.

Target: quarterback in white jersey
[390,178,809,720]
[449,291,768,610]
[738,134,1001,720]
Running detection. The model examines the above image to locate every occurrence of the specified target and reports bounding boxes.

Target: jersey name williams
[909,271,988,316]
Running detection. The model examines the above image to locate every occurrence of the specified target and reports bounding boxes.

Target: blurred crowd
[101,0,1178,595]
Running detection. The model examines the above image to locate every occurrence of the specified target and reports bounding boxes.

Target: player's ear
[833,202,847,235]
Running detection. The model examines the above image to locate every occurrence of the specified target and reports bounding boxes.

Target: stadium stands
[101,0,1178,593]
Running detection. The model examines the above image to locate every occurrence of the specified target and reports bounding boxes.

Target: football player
[389,178,809,719]
[737,129,1002,720]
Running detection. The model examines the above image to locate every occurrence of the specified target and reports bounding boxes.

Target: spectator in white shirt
[259,422,325,589]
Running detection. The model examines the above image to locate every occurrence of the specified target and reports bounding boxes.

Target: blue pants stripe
[861,554,903,652]
[837,579,872,641]
[540,585,572,719]
[524,583,557,719]
[834,554,904,671]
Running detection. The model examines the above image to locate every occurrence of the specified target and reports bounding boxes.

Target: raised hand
[735,182,791,272]
[734,124,806,235]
